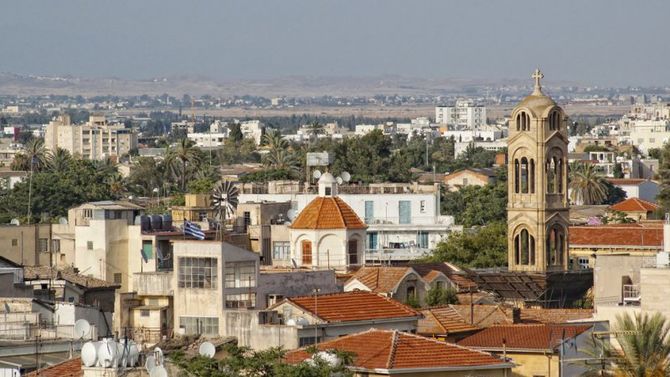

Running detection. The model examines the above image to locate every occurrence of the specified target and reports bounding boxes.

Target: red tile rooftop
[273,291,421,323]
[285,329,510,372]
[610,197,660,212]
[458,324,592,351]
[24,357,82,377]
[569,224,663,247]
[290,196,366,230]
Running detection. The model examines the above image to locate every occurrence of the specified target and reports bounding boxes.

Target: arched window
[515,228,535,266]
[546,159,556,194]
[556,157,563,194]
[514,159,520,193]
[530,159,535,194]
[546,225,565,267]
[516,111,530,131]
[549,111,561,131]
[520,157,529,193]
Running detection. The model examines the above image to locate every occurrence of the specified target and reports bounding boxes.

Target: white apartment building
[625,119,670,154]
[44,114,138,161]
[435,99,487,129]
[187,132,229,148]
[238,182,457,263]
[239,120,265,145]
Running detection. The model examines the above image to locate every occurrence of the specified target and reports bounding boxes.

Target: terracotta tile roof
[347,266,413,294]
[606,178,648,186]
[569,224,663,247]
[285,329,510,371]
[458,324,593,351]
[519,308,593,324]
[408,262,478,291]
[610,197,660,212]
[277,291,421,323]
[418,304,513,337]
[290,196,367,230]
[25,357,82,377]
[23,266,121,289]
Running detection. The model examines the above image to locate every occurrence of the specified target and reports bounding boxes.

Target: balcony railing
[133,272,173,296]
[365,247,431,261]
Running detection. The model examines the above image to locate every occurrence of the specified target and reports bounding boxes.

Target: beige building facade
[44,114,137,161]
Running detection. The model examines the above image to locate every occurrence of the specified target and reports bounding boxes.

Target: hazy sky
[2,0,669,86]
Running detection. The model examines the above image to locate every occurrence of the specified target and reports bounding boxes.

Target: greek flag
[183,221,205,240]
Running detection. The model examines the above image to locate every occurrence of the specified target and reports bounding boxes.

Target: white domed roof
[318,172,337,184]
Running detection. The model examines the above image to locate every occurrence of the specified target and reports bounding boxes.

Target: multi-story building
[435,99,487,129]
[186,132,228,148]
[44,114,137,161]
[238,181,456,264]
[239,120,264,145]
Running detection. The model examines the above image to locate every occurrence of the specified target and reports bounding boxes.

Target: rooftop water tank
[97,339,118,368]
[150,215,163,231]
[140,215,151,232]
[162,214,173,231]
[81,341,101,367]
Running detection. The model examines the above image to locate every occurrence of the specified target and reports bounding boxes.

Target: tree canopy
[425,221,508,268]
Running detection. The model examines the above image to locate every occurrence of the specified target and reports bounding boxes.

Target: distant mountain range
[0,72,582,97]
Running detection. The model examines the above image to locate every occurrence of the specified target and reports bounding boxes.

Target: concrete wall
[641,267,670,318]
[256,270,340,309]
[593,254,646,307]
[0,224,52,266]
[223,310,299,350]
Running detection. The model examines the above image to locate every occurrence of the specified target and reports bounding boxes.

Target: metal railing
[623,284,641,304]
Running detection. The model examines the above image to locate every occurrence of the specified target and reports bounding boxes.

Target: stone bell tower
[507,69,569,273]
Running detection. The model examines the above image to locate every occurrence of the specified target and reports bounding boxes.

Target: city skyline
[2,1,670,87]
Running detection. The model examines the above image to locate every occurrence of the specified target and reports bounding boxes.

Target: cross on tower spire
[532,68,544,95]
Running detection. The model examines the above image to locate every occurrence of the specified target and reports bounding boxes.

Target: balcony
[365,246,431,262]
[133,272,173,296]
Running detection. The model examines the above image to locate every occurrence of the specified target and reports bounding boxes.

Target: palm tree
[569,162,607,205]
[11,138,50,172]
[305,121,325,144]
[48,148,73,172]
[126,157,164,196]
[261,130,299,173]
[583,312,670,376]
[165,138,203,192]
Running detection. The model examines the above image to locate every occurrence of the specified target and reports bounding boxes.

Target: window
[546,225,565,267]
[38,238,48,253]
[243,211,252,228]
[398,201,411,224]
[299,337,321,347]
[367,232,378,250]
[406,286,416,299]
[325,187,332,196]
[419,200,426,213]
[417,231,429,249]
[225,293,256,309]
[272,241,290,260]
[347,240,358,265]
[178,257,218,289]
[514,229,535,266]
[11,239,17,247]
[301,240,312,265]
[52,239,61,253]
[198,211,208,221]
[364,201,374,223]
[578,257,590,269]
[517,111,530,131]
[225,262,256,288]
[179,317,219,336]
[114,273,122,284]
[87,241,94,250]
[140,310,150,317]
[549,110,561,131]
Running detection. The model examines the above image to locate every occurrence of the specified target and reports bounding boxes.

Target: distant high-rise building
[435,99,487,129]
[44,114,137,161]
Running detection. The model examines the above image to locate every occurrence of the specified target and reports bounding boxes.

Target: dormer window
[516,111,530,131]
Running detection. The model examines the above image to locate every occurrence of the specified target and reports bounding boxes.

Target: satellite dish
[199,342,216,358]
[74,319,91,339]
[312,169,322,179]
[336,177,343,185]
[145,355,156,373]
[58,217,68,225]
[287,209,298,221]
[150,365,168,377]
[341,171,351,182]
[10,218,19,226]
